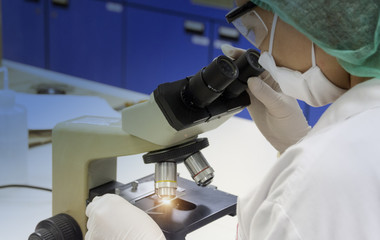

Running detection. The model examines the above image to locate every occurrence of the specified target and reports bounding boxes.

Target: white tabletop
[0,62,278,240]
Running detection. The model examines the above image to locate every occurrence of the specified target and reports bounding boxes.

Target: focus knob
[29,214,82,240]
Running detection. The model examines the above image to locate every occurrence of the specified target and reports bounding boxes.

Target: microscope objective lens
[155,162,178,199]
[184,152,214,187]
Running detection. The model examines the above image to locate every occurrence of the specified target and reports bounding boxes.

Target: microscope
[29,49,264,240]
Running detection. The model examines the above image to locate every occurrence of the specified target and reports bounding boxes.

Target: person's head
[229,0,380,89]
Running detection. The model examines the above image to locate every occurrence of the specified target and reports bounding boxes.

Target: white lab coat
[237,78,380,240]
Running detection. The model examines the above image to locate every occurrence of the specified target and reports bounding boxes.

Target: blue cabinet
[127,0,231,20]
[125,6,210,93]
[211,21,253,58]
[1,0,327,124]
[2,0,46,68]
[48,0,124,87]
[124,6,256,120]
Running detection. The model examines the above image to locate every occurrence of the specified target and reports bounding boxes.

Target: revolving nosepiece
[144,138,212,200]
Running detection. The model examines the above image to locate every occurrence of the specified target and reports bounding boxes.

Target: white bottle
[0,67,28,185]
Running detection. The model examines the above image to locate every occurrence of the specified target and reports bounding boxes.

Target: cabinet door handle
[52,0,69,7]
[218,26,240,41]
[24,0,40,2]
[184,20,205,35]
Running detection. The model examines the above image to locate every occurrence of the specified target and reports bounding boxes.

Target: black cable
[0,184,52,192]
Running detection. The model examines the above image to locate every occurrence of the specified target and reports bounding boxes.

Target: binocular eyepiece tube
[184,55,239,108]
[182,49,264,109]
[146,50,264,200]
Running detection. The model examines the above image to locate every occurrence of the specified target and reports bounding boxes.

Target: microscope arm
[52,116,163,236]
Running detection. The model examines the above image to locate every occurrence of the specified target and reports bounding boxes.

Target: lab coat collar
[309,78,380,135]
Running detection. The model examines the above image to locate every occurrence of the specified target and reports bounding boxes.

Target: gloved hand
[221,44,311,153]
[86,194,166,240]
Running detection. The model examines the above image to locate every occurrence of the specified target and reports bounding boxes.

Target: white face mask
[258,14,346,107]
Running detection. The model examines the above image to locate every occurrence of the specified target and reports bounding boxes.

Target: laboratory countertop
[0,61,278,240]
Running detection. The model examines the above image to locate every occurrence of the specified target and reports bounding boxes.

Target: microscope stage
[89,174,237,240]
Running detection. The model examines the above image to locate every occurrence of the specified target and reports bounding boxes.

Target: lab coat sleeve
[236,144,305,240]
[237,200,302,240]
[237,106,380,240]
[237,81,380,240]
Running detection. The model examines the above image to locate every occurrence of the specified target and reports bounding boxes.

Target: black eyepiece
[181,49,263,108]
[217,57,238,79]
[224,49,264,98]
[182,55,239,108]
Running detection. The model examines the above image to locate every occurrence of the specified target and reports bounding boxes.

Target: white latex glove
[86,194,166,240]
[221,44,311,153]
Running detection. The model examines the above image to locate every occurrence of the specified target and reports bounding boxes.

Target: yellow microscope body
[46,50,263,239]
[52,104,233,234]
[52,116,161,235]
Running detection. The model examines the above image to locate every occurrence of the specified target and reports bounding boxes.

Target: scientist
[85,0,380,239]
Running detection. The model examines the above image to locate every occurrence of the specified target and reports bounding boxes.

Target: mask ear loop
[268,14,278,55]
[311,43,317,67]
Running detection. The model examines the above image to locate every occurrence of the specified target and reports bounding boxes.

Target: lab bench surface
[0,62,278,240]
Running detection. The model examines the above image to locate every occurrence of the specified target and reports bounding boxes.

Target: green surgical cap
[251,0,380,78]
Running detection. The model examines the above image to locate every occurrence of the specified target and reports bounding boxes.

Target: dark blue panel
[307,104,330,127]
[48,0,124,87]
[297,100,329,127]
[126,0,231,20]
[297,100,308,120]
[125,7,209,94]
[231,101,321,123]
[2,0,46,67]
[235,108,252,120]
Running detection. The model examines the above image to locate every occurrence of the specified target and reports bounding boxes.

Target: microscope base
[89,174,237,240]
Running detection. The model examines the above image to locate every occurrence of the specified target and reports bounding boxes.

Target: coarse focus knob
[29,213,82,240]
